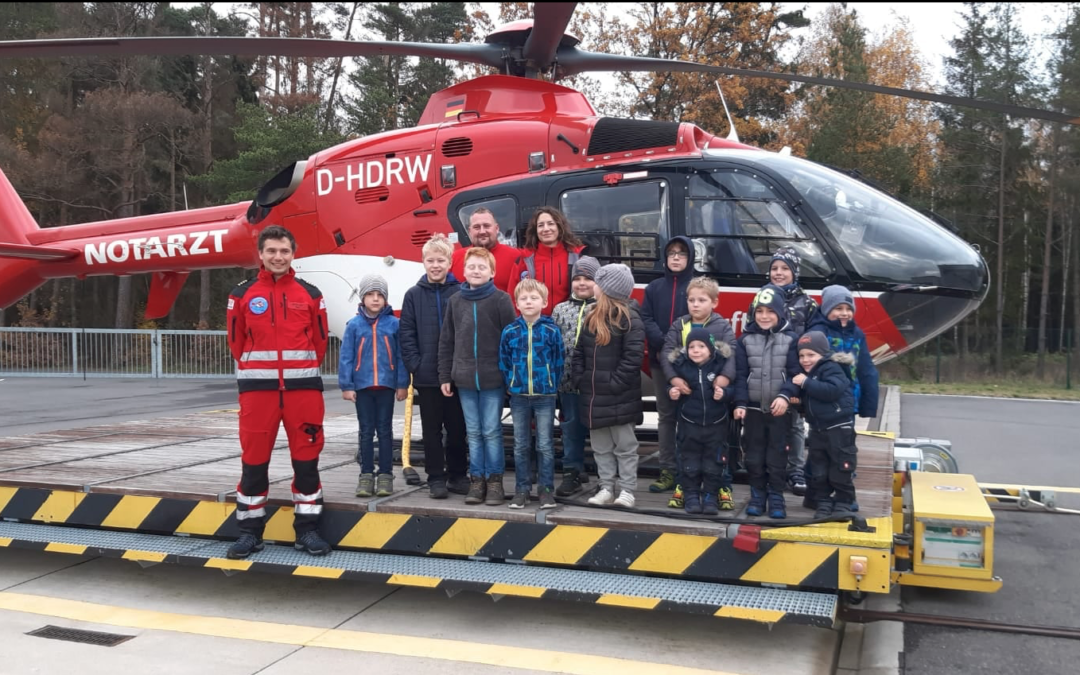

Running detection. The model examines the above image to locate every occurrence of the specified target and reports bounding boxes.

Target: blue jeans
[355,388,395,475]
[559,392,586,473]
[511,395,556,491]
[458,388,505,477]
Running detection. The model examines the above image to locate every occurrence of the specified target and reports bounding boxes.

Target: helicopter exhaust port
[246,161,307,225]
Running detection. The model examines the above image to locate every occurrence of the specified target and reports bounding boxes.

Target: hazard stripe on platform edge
[0,486,869,591]
[0,535,831,628]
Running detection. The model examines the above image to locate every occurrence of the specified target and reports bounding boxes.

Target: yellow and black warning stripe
[0,486,888,592]
[0,533,833,627]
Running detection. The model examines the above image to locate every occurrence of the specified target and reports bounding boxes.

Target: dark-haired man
[450,208,522,293]
[225,225,332,559]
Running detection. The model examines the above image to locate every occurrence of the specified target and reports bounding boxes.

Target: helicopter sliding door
[545,172,673,279]
[684,168,838,287]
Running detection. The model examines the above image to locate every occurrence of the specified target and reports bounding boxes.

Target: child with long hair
[571,264,646,508]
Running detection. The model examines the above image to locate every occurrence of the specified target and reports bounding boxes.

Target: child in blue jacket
[339,274,409,499]
[499,279,564,509]
[805,285,879,511]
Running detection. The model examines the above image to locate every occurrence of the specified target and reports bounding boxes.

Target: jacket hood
[663,235,696,280]
[668,339,732,364]
[417,272,459,289]
[358,303,395,319]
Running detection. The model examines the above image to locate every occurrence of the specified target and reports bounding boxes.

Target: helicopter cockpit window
[686,171,833,279]
[458,197,518,247]
[559,181,668,270]
[749,153,986,292]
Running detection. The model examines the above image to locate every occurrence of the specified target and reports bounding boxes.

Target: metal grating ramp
[0,521,837,627]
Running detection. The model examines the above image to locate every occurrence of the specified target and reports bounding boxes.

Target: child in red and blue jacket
[339,274,409,499]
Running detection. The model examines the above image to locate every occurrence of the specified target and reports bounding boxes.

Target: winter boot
[683,490,703,515]
[355,473,375,498]
[556,469,584,497]
[428,478,448,500]
[227,532,264,560]
[447,475,471,495]
[832,502,854,515]
[814,499,835,519]
[465,475,486,505]
[649,469,677,493]
[767,491,787,519]
[701,492,720,516]
[375,473,394,497]
[485,473,506,506]
[746,487,766,517]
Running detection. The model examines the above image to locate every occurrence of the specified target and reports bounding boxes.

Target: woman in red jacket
[509,208,586,315]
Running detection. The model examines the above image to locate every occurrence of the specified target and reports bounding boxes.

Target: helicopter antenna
[715,80,739,143]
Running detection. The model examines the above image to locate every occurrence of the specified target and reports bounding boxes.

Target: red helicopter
[0,3,1073,367]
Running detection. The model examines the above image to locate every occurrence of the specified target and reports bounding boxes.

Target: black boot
[428,478,449,500]
[556,469,584,496]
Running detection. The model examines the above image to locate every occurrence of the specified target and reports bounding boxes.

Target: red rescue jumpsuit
[227,267,329,535]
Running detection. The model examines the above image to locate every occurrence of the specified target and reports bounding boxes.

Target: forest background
[1,2,1077,389]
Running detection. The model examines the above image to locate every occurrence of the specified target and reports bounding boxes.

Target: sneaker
[447,475,471,495]
[768,492,787,519]
[814,500,836,519]
[701,493,719,516]
[588,488,615,505]
[649,469,677,493]
[509,490,529,509]
[294,530,331,556]
[683,491,703,515]
[667,483,684,509]
[614,490,636,508]
[485,473,505,506]
[718,487,734,511]
[227,533,264,560]
[746,487,766,517]
[355,473,375,498]
[556,469,584,496]
[428,479,448,500]
[465,475,487,505]
[788,471,807,497]
[375,473,394,497]
[539,487,557,509]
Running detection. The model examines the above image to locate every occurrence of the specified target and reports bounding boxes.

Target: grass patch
[884,379,1080,401]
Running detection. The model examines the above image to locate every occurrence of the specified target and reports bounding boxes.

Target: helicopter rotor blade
[522,2,578,69]
[556,50,1080,126]
[0,36,508,70]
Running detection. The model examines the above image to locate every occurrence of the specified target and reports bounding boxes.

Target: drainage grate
[26,625,135,647]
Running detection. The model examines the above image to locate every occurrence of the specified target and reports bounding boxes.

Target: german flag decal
[445,98,465,118]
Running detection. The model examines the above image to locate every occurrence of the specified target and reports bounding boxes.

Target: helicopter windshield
[747,153,985,293]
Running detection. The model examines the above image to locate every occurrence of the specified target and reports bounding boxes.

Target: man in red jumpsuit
[450,207,522,293]
[225,225,332,559]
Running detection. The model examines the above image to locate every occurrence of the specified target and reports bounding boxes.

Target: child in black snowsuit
[667,327,734,515]
[791,331,858,518]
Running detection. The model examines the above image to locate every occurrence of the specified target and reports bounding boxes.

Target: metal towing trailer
[0,387,1032,628]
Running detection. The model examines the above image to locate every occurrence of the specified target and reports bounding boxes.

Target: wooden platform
[0,408,894,538]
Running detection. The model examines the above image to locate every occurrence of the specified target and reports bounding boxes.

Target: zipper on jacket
[669,283,677,325]
[283,293,288,320]
[355,336,366,372]
[473,302,480,390]
[435,286,443,329]
[371,317,380,384]
[384,336,394,370]
[588,343,598,428]
[527,322,534,396]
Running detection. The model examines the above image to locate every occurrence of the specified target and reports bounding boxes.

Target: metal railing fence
[0,328,342,378]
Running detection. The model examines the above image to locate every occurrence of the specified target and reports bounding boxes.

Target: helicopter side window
[559,180,668,270]
[458,197,518,247]
[686,171,832,279]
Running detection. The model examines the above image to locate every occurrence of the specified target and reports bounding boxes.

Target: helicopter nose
[876,253,989,354]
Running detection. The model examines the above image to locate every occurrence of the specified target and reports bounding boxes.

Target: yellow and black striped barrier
[0,486,888,594]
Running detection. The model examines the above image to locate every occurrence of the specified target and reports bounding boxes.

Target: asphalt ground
[899,394,1080,674]
[0,378,837,675]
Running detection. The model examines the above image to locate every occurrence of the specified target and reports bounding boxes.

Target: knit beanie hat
[821,285,855,318]
[686,327,715,356]
[358,274,388,301]
[571,255,600,281]
[797,331,831,358]
[750,284,788,324]
[770,246,800,282]
[594,263,634,302]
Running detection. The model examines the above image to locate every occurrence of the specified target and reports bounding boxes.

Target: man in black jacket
[400,234,468,499]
